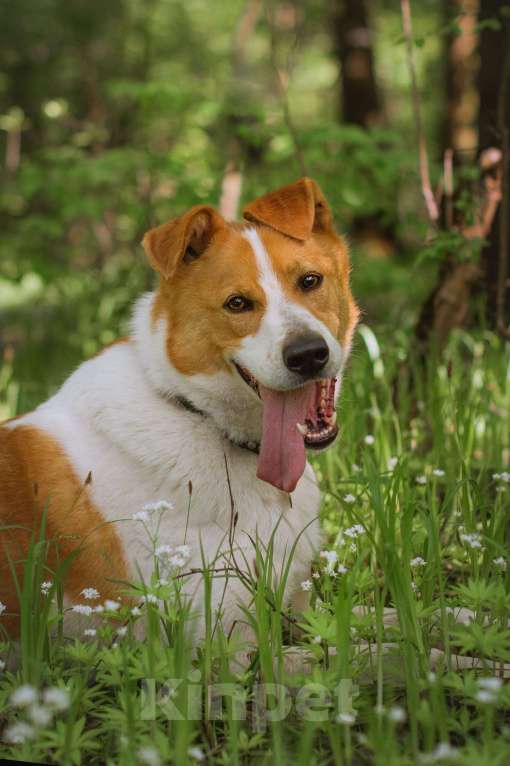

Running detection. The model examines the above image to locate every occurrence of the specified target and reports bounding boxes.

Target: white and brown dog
[0,178,358,640]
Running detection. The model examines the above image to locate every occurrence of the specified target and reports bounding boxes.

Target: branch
[400,0,439,225]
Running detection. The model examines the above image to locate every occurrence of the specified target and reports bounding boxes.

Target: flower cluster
[459,532,484,551]
[343,524,364,540]
[4,684,70,743]
[492,472,510,483]
[155,543,191,574]
[319,549,348,577]
[474,676,502,704]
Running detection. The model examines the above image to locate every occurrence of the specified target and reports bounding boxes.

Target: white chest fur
[11,296,322,631]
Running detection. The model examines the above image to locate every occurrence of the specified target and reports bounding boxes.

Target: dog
[0,178,358,644]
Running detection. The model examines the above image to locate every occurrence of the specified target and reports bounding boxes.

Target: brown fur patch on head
[151,224,266,376]
[243,178,358,348]
[257,226,359,348]
[0,425,129,638]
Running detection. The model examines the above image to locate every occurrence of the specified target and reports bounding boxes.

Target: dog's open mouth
[234,363,339,493]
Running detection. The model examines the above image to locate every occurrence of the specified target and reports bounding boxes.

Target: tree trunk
[333,0,382,127]
[478,0,510,328]
[442,0,479,158]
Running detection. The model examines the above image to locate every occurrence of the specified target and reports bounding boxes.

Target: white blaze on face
[236,228,343,390]
[234,228,345,493]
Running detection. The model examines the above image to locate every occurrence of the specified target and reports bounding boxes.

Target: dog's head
[142,178,359,492]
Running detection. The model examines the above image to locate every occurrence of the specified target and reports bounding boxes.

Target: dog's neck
[130,293,264,446]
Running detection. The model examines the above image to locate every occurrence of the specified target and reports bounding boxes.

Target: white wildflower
[336,711,357,725]
[416,475,427,485]
[84,628,97,637]
[411,582,418,592]
[175,544,191,559]
[94,604,105,614]
[301,580,312,592]
[433,469,445,477]
[0,601,6,616]
[420,742,460,763]
[338,564,348,574]
[141,594,158,605]
[3,721,36,743]
[313,635,322,644]
[460,532,484,550]
[142,500,174,514]
[427,672,437,683]
[117,626,128,637]
[312,571,320,579]
[40,580,52,595]
[388,706,406,723]
[364,435,375,446]
[344,524,364,539]
[71,604,93,616]
[188,746,205,762]
[169,555,187,568]
[352,463,361,473]
[475,689,496,704]
[155,544,173,559]
[133,510,150,523]
[131,606,142,617]
[81,587,100,600]
[411,556,427,567]
[320,550,338,568]
[478,676,502,692]
[43,686,70,711]
[343,493,356,504]
[349,543,357,553]
[104,599,121,611]
[28,704,53,727]
[10,684,38,708]
[493,556,507,571]
[137,746,161,766]
[156,579,169,588]
[388,457,398,471]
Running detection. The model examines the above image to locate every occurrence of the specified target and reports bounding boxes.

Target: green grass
[1,324,510,765]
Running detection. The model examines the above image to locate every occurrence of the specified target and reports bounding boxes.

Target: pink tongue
[257,383,315,493]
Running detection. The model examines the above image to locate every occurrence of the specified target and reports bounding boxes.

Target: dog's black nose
[283,335,329,377]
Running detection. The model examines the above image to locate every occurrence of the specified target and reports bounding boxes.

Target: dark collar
[172,395,260,455]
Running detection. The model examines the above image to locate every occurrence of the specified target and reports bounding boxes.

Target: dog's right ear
[142,205,224,280]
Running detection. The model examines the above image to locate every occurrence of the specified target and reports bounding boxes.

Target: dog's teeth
[296,423,308,436]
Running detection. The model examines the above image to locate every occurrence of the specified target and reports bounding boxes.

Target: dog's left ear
[243,177,333,241]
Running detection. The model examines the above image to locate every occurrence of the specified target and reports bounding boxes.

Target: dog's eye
[299,272,323,291]
[224,295,253,313]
